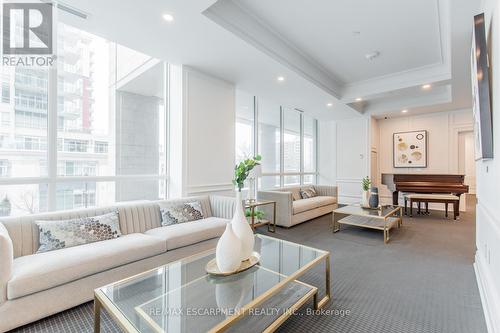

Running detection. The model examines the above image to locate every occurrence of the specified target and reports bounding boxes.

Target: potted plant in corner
[361,176,371,208]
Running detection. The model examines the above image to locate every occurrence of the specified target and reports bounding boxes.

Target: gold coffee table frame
[94,234,330,333]
[333,205,403,244]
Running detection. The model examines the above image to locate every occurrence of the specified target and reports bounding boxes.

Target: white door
[458,131,476,194]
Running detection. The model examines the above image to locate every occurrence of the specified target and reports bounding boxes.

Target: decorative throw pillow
[160,201,204,226]
[290,188,302,201]
[36,211,121,253]
[300,187,317,199]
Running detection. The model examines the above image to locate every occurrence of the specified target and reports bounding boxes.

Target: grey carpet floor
[10,203,486,333]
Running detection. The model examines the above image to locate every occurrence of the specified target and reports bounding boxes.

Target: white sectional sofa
[258,185,338,227]
[0,195,235,332]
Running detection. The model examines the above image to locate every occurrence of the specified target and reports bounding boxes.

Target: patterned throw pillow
[160,201,204,226]
[300,187,317,199]
[290,188,302,201]
[36,211,121,253]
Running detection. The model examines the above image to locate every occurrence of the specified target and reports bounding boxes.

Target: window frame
[0,21,169,214]
[242,96,318,189]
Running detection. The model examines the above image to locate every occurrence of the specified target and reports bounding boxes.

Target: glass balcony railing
[14,97,47,113]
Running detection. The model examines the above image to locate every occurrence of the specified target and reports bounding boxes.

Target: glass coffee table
[332,205,403,244]
[94,234,330,333]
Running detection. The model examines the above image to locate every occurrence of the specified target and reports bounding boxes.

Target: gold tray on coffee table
[206,252,261,276]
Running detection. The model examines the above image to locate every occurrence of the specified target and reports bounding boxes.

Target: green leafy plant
[362,176,371,191]
[245,209,265,220]
[232,155,262,192]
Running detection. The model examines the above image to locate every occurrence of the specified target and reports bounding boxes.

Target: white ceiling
[58,0,481,120]
[118,61,165,98]
[238,0,444,84]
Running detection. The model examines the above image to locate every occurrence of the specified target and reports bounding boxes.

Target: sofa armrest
[314,185,338,198]
[209,195,236,219]
[0,222,13,304]
[258,191,293,227]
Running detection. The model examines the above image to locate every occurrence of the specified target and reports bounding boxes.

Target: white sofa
[258,185,338,227]
[0,195,235,332]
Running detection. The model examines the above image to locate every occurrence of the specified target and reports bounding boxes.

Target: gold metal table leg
[332,212,340,233]
[316,254,331,309]
[94,295,101,333]
[251,206,255,232]
[268,201,277,233]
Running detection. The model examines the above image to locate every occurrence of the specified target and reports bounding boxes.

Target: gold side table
[244,200,277,232]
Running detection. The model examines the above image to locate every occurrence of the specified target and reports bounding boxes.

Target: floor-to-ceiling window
[235,91,254,164]
[258,99,281,189]
[235,92,318,189]
[303,115,317,184]
[283,107,301,186]
[0,20,167,217]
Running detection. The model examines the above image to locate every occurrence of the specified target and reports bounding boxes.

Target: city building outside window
[236,92,318,189]
[0,21,168,216]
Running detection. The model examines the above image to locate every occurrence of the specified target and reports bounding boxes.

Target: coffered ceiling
[59,0,480,120]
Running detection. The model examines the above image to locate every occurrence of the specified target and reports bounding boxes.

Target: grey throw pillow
[300,187,317,199]
[36,211,121,253]
[160,201,204,226]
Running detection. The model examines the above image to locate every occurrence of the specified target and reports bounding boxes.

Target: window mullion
[47,47,58,212]
[253,96,258,158]
[300,111,304,185]
[279,106,284,187]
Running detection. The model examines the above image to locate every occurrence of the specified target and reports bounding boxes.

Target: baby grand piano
[381,174,469,207]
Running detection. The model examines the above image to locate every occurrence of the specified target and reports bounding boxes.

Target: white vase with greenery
[361,176,371,208]
[231,155,261,261]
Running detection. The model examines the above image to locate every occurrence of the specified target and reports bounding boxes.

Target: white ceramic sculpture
[231,191,255,261]
[216,223,242,273]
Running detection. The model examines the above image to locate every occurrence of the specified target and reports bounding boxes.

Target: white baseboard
[475,253,499,333]
[475,203,500,333]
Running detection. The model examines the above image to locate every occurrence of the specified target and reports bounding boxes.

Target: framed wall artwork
[393,130,427,168]
[471,13,493,160]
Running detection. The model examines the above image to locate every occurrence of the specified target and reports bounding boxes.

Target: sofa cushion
[293,196,337,214]
[7,233,166,300]
[35,211,121,253]
[145,217,229,251]
[159,201,204,226]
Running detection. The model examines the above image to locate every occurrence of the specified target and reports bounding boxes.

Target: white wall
[169,66,235,197]
[475,1,500,332]
[183,67,235,196]
[377,109,473,210]
[335,117,370,203]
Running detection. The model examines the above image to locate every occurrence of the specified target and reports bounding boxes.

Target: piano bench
[404,194,459,220]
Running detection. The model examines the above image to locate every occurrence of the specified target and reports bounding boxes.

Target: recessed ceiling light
[355,97,363,102]
[422,84,431,90]
[327,103,333,107]
[162,13,174,22]
[277,76,285,82]
[401,109,408,113]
